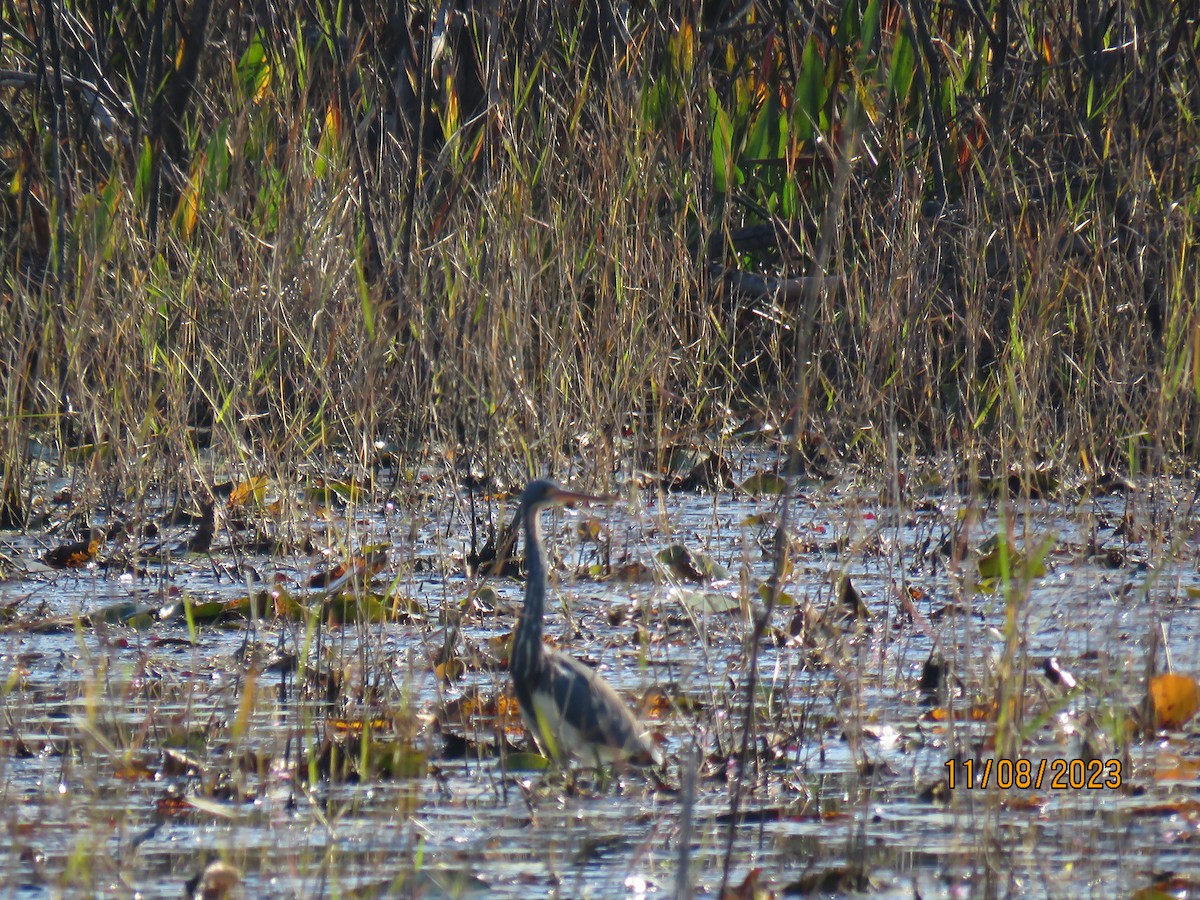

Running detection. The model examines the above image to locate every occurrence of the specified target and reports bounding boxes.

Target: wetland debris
[42,527,105,569]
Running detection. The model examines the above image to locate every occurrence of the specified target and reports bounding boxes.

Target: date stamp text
[946,758,1122,790]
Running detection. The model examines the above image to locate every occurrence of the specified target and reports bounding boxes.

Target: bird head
[520,480,611,511]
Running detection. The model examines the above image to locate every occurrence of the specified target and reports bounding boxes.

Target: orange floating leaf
[435,657,466,682]
[639,686,683,720]
[1149,749,1200,783]
[576,517,603,542]
[1150,673,1200,730]
[43,528,104,569]
[227,476,268,509]
[923,702,996,723]
[155,794,193,818]
[114,760,156,781]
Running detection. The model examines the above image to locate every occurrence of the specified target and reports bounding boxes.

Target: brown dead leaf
[720,866,775,900]
[307,547,388,590]
[614,560,654,583]
[191,860,242,900]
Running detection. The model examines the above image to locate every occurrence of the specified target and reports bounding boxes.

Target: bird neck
[511,506,547,680]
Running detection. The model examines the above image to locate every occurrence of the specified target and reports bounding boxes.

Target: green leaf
[206,122,232,193]
[668,587,742,615]
[709,88,736,194]
[745,96,784,162]
[94,601,157,628]
[254,163,285,231]
[889,28,916,109]
[358,259,375,340]
[237,33,271,101]
[656,543,731,582]
[838,0,862,48]
[740,471,789,495]
[756,583,795,606]
[860,0,882,64]
[795,36,826,142]
[505,751,552,771]
[93,177,122,259]
[135,137,154,206]
[781,178,800,218]
[976,534,1054,583]
[641,79,669,129]
[327,479,366,501]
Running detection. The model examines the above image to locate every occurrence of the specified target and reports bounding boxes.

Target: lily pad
[668,586,742,614]
[656,543,730,583]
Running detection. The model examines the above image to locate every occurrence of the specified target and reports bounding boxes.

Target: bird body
[510,480,659,767]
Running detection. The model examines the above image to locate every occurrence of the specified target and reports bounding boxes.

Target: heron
[509,479,660,768]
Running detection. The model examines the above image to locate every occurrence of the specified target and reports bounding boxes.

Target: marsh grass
[2,2,1196,515]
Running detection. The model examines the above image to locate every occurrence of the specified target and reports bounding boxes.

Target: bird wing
[538,650,659,766]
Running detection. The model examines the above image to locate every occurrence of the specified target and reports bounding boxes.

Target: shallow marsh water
[2,459,1199,898]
